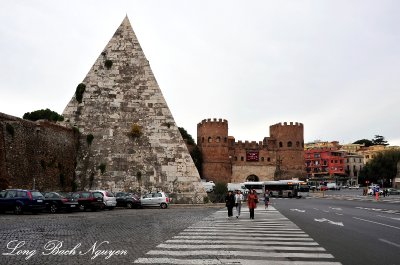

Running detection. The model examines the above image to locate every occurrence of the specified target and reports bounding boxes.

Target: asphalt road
[273,195,400,265]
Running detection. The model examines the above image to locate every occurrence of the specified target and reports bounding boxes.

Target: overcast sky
[1,0,399,146]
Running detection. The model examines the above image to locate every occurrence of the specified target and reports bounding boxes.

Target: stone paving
[0,207,216,265]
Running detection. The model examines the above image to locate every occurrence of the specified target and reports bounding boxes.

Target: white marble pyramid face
[62,16,206,202]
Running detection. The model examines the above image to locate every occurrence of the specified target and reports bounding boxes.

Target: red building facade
[305,147,346,183]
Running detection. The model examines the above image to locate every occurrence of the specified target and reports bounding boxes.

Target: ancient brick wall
[0,113,78,191]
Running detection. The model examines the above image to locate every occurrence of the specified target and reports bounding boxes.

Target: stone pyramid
[62,16,205,203]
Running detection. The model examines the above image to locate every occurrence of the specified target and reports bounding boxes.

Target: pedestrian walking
[247,189,258,219]
[225,191,235,217]
[264,191,270,209]
[234,190,244,218]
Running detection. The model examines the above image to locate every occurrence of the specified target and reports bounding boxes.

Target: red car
[70,191,104,211]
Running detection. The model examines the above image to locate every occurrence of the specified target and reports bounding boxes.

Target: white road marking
[166,239,320,245]
[379,238,400,248]
[134,258,342,264]
[377,215,400,221]
[353,217,400,230]
[133,206,342,264]
[180,231,307,235]
[146,250,335,258]
[290,209,306,212]
[157,243,326,251]
[174,235,312,239]
[314,218,344,226]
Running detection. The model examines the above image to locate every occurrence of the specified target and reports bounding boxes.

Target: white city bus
[264,180,309,198]
[243,181,265,195]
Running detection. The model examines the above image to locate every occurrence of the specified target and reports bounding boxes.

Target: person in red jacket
[247,189,258,219]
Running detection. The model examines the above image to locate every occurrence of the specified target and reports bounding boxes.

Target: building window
[235,156,238,161]
[261,157,264,161]
[241,157,244,161]
[279,142,283,148]
[224,137,227,143]
[287,141,292,147]
[202,137,204,143]
[267,157,270,162]
[296,141,300,147]
[208,137,212,143]
[216,137,220,143]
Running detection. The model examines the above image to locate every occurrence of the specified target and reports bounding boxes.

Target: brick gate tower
[270,122,305,179]
[197,119,231,183]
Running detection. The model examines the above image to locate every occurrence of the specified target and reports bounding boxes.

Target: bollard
[375,191,379,201]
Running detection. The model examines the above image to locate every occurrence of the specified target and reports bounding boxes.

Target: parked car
[71,191,104,211]
[140,192,170,209]
[387,188,400,195]
[43,192,79,213]
[348,185,360,190]
[115,192,141,209]
[0,189,45,214]
[367,186,383,195]
[90,190,117,210]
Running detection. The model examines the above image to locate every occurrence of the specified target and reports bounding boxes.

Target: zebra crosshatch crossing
[134,206,342,264]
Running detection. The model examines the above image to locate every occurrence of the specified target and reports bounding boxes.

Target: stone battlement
[233,140,265,149]
[271,122,303,128]
[197,118,228,128]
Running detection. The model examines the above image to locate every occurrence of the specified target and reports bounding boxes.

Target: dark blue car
[0,189,45,214]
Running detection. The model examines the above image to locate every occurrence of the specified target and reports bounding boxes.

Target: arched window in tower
[224,137,227,143]
[202,137,204,143]
[287,141,292,147]
[208,137,212,143]
[296,141,300,147]
[279,142,283,148]
[216,136,220,143]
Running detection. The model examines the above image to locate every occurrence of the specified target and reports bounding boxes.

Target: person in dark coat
[225,191,235,217]
[247,189,258,219]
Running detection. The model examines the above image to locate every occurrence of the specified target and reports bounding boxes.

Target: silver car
[90,190,117,210]
[140,192,169,209]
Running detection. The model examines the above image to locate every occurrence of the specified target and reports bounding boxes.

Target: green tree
[372,135,389,146]
[359,150,400,186]
[23,108,64,122]
[178,127,202,175]
[353,139,373,147]
[178,127,195,145]
[208,182,228,203]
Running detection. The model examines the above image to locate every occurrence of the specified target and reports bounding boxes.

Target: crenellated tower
[197,118,231,183]
[269,122,305,179]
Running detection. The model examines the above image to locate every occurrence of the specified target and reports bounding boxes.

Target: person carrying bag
[247,189,258,219]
